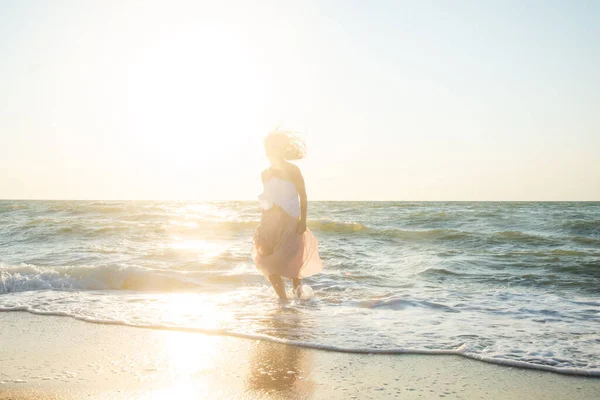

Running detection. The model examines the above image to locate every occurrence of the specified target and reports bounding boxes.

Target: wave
[172,219,369,234]
[4,218,372,241]
[308,220,369,233]
[550,249,591,256]
[562,219,600,236]
[378,228,473,241]
[418,268,463,277]
[356,297,458,312]
[571,236,600,246]
[7,210,599,247]
[497,249,599,258]
[403,211,453,224]
[0,264,262,294]
[494,231,552,243]
[57,225,137,235]
[0,307,597,377]
[162,219,371,235]
[42,202,144,216]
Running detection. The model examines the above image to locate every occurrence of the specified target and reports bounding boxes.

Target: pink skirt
[252,207,323,279]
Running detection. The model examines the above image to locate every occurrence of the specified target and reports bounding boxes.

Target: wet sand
[1,312,598,399]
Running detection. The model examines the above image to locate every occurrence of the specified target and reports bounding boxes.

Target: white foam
[290,284,315,300]
[298,284,314,299]
[0,263,260,293]
[1,307,598,377]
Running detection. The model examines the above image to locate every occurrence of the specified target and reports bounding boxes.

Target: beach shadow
[246,307,315,399]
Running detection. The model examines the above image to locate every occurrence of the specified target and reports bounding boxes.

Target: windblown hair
[264,130,306,160]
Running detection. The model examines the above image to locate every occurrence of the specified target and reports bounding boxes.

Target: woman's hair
[264,130,306,160]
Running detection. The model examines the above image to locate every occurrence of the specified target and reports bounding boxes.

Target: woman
[252,131,323,300]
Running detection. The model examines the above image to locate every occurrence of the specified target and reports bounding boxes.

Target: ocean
[0,201,598,376]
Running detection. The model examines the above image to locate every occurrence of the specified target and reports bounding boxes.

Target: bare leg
[292,278,302,298]
[268,275,287,300]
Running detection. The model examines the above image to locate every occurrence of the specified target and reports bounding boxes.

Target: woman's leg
[292,278,302,297]
[268,275,287,300]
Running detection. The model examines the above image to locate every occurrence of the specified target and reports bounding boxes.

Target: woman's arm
[293,166,308,234]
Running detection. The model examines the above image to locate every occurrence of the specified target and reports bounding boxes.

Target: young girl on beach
[252,131,323,300]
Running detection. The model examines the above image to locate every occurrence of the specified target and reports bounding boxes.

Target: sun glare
[147,331,225,399]
[170,239,223,262]
[84,2,298,199]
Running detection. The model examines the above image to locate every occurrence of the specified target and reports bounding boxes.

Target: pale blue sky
[1,0,598,200]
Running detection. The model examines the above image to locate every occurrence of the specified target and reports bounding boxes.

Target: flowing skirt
[252,207,323,279]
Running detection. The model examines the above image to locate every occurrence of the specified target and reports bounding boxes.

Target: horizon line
[1,198,599,203]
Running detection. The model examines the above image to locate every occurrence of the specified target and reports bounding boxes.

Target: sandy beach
[0,312,598,399]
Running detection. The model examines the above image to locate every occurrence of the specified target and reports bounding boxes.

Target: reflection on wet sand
[247,307,315,399]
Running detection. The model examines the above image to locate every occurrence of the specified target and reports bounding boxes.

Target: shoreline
[2,308,598,378]
[1,312,599,399]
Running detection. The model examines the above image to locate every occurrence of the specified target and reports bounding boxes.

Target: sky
[0,0,598,201]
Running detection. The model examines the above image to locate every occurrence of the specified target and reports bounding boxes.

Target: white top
[258,177,301,218]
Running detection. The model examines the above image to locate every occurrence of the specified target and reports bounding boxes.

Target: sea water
[0,201,598,375]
